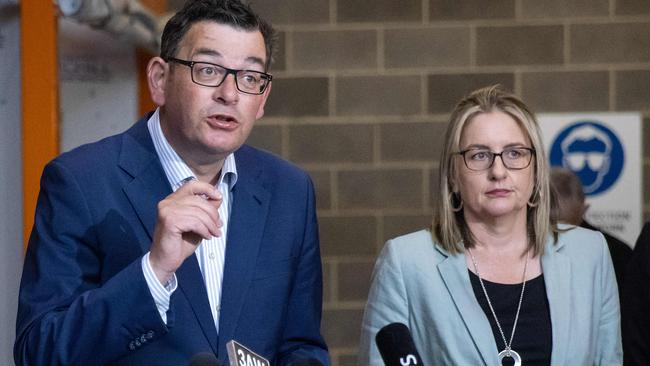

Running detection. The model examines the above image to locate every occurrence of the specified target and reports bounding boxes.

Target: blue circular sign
[549,121,624,196]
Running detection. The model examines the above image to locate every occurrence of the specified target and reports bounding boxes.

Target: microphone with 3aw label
[375,323,424,366]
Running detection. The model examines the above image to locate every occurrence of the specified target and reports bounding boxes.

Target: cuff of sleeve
[142,252,177,324]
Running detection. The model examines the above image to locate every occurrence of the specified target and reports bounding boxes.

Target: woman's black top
[469,271,553,366]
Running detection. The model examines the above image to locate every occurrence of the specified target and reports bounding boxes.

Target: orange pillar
[138,1,169,115]
[21,1,60,249]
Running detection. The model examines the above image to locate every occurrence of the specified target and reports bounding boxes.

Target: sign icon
[549,121,624,196]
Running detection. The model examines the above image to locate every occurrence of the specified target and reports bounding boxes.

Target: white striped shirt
[141,108,237,331]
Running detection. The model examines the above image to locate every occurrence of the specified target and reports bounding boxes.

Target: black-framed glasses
[166,57,272,95]
[456,147,535,171]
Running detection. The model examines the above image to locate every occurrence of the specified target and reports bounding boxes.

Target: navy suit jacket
[15,116,329,365]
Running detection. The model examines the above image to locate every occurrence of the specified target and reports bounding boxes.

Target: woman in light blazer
[359,86,621,365]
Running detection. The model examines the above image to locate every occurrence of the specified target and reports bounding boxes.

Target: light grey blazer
[359,226,622,365]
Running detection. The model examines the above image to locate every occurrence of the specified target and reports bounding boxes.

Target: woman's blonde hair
[432,85,557,256]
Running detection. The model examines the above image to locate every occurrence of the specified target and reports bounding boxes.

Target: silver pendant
[498,349,522,366]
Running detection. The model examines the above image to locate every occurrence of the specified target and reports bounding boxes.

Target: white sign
[539,113,642,246]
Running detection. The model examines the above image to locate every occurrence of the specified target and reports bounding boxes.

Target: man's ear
[147,57,168,106]
[255,81,272,120]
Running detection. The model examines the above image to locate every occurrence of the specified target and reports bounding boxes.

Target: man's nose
[214,73,239,104]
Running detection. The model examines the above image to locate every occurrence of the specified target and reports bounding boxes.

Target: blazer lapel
[217,151,271,356]
[542,238,571,365]
[120,118,220,353]
[437,249,499,366]
[119,119,171,246]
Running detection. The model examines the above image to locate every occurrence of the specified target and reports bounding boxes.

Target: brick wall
[171,1,650,364]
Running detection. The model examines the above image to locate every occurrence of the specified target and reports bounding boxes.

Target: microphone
[226,340,270,366]
[188,352,221,366]
[375,323,424,366]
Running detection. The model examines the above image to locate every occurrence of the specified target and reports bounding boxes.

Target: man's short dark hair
[160,0,277,70]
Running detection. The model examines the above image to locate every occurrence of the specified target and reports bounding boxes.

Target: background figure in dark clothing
[549,167,632,291]
[621,222,650,366]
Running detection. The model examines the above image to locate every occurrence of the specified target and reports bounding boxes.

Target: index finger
[178,178,222,202]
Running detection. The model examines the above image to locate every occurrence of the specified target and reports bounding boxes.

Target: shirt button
[146,330,155,339]
[209,252,216,259]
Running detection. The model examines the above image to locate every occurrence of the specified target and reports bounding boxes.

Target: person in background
[359,85,621,365]
[14,1,328,365]
[549,167,632,293]
[621,222,650,366]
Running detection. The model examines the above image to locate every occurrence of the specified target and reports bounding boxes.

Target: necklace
[468,248,529,366]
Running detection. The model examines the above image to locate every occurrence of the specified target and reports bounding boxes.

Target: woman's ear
[147,57,168,106]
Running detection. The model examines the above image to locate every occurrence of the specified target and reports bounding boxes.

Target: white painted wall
[0,0,24,364]
[58,18,138,151]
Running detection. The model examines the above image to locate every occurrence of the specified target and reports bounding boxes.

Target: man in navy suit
[14,1,329,365]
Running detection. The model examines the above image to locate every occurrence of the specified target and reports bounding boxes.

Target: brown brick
[616,0,650,15]
[323,261,332,303]
[337,0,421,23]
[293,30,377,70]
[338,169,423,210]
[382,215,432,243]
[265,77,329,117]
[521,71,609,112]
[521,0,608,18]
[380,122,446,162]
[477,25,564,66]
[272,32,286,72]
[430,0,515,20]
[320,216,377,256]
[168,0,184,10]
[338,355,358,366]
[307,170,331,210]
[289,124,374,163]
[384,28,470,68]
[247,125,283,156]
[571,23,650,63]
[338,261,375,301]
[428,73,515,114]
[322,309,364,348]
[251,0,329,24]
[336,76,421,116]
[616,70,650,111]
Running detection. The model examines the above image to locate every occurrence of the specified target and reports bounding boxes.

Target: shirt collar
[147,108,238,192]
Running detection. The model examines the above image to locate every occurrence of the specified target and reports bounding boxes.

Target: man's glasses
[167,57,272,95]
[456,147,535,171]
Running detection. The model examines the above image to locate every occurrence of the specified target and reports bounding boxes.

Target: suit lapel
[437,250,498,366]
[119,118,170,246]
[120,118,220,353]
[542,238,571,365]
[217,148,271,356]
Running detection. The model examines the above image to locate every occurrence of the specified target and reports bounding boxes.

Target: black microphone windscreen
[375,323,424,366]
[188,352,221,366]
